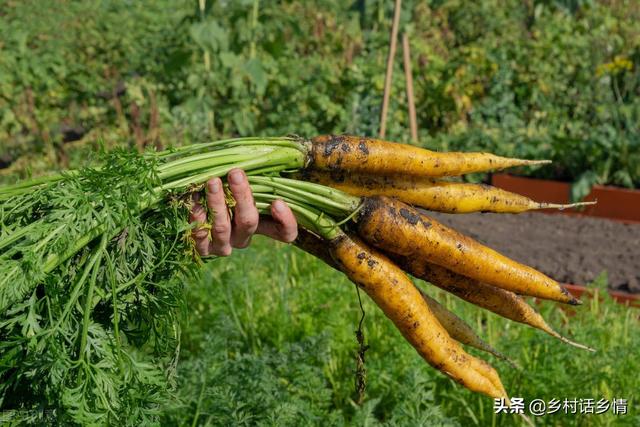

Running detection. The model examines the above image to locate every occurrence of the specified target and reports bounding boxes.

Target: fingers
[204,177,232,256]
[228,169,259,248]
[190,173,297,257]
[270,200,298,242]
[256,199,298,243]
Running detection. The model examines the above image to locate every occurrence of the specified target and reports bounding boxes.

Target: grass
[159,237,639,426]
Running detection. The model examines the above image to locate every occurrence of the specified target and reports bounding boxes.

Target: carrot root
[356,196,581,305]
[299,170,592,214]
[308,135,553,178]
[329,232,507,399]
[421,291,520,369]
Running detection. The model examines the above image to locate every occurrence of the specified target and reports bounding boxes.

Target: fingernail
[273,200,285,213]
[229,169,244,185]
[193,193,201,202]
[208,179,219,193]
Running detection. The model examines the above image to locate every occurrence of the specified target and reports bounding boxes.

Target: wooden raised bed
[491,174,640,224]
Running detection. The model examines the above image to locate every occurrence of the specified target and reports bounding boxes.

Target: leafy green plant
[415,0,640,197]
[0,151,191,424]
[2,0,638,194]
[0,138,308,424]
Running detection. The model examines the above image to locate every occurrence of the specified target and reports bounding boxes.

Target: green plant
[0,138,305,424]
[2,1,638,194]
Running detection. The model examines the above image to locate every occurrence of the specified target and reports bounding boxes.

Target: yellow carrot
[396,258,594,351]
[308,135,549,177]
[329,231,507,398]
[300,170,594,214]
[420,291,519,367]
[355,196,580,305]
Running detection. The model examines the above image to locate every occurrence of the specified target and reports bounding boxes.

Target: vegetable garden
[1,1,638,426]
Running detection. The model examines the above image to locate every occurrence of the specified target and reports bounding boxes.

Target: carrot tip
[568,296,582,306]
[523,159,552,165]
[546,327,596,352]
[543,200,598,210]
[570,200,597,207]
[559,335,596,352]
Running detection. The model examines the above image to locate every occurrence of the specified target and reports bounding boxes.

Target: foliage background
[1,0,639,425]
[1,0,639,194]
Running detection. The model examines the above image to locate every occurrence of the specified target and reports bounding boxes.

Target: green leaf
[189,20,228,52]
[243,58,267,95]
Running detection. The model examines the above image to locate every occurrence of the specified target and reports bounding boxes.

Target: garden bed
[426,210,640,294]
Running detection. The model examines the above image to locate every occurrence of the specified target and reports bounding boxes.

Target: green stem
[250,176,359,208]
[0,172,71,195]
[78,234,107,362]
[105,251,122,369]
[33,223,66,252]
[43,224,107,274]
[153,136,297,159]
[157,145,276,174]
[159,153,270,181]
[48,244,103,336]
[255,202,271,212]
[159,147,304,191]
[0,221,39,252]
[225,139,308,153]
[248,176,359,215]
[191,374,208,427]
[245,165,295,176]
[252,185,346,218]
[247,184,274,194]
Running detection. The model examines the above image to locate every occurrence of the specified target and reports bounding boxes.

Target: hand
[189,168,298,256]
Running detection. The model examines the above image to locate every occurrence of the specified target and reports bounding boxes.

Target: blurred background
[1,0,638,191]
[0,1,638,425]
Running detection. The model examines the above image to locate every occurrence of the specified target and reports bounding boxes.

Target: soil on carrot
[424,211,640,293]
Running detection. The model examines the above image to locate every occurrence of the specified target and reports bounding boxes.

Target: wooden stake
[379,0,402,139]
[402,33,418,142]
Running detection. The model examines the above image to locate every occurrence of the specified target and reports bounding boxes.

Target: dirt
[423,211,640,293]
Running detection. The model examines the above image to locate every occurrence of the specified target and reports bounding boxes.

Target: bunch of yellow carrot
[270,134,594,401]
[0,134,594,418]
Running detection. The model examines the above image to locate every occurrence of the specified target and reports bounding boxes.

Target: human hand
[189,169,298,256]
